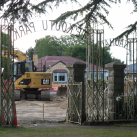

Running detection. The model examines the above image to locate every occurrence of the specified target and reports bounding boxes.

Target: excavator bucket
[56,85,67,96]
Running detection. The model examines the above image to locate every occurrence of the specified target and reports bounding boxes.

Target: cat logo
[41,79,50,85]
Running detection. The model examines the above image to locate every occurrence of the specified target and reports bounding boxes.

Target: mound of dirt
[56,86,67,96]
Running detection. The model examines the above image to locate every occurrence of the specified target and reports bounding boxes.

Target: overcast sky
[13,1,137,63]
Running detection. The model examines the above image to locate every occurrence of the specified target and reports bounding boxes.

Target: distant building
[125,64,137,80]
[37,56,108,84]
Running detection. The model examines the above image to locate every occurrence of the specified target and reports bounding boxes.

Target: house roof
[53,69,68,73]
[37,56,108,71]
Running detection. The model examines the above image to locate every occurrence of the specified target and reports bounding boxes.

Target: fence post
[0,26,2,126]
[105,62,126,120]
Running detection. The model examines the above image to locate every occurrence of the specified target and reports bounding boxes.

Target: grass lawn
[0,126,137,137]
[114,122,137,127]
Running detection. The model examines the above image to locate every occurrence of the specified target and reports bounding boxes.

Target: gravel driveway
[16,95,67,124]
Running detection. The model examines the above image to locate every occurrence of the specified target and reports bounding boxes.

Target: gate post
[0,26,2,126]
[66,61,86,124]
[105,62,126,120]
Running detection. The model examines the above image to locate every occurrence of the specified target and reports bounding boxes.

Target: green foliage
[54,0,113,29]
[114,123,137,127]
[60,35,85,47]
[0,126,137,137]
[34,35,68,58]
[113,21,137,41]
[1,0,136,41]
[64,44,86,61]
[26,47,35,60]
[0,0,136,39]
[0,0,78,23]
[34,34,86,58]
[34,34,123,64]
[2,57,12,79]
[65,43,123,64]
[1,31,13,79]
[2,32,8,47]
[112,57,124,64]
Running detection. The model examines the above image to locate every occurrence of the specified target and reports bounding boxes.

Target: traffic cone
[14,103,18,127]
[1,112,5,124]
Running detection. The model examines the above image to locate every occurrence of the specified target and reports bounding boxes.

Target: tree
[1,0,136,42]
[111,57,124,64]
[0,0,78,23]
[54,0,113,30]
[64,44,87,61]
[1,31,12,79]
[34,34,85,58]
[60,34,85,47]
[1,32,10,48]
[114,1,137,40]
[90,45,124,65]
[34,35,68,58]
[2,57,9,79]
[34,34,123,63]
[64,38,123,63]
[0,1,135,32]
[26,47,35,60]
[53,0,136,39]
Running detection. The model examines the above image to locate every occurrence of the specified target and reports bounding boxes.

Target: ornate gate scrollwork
[0,25,15,127]
[66,61,86,124]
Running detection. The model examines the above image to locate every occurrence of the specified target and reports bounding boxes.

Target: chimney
[33,53,38,68]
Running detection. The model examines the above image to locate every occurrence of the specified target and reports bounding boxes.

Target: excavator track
[14,89,50,101]
[41,89,50,101]
[14,89,20,101]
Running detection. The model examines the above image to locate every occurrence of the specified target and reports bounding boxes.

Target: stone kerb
[105,61,126,120]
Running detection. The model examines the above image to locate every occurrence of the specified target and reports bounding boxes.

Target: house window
[53,73,67,82]
[54,76,57,81]
[54,73,57,81]
[59,73,65,81]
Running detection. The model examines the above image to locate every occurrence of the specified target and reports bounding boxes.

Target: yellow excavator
[2,48,52,101]
[2,49,27,61]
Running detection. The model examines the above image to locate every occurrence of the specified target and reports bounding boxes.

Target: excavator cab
[13,60,34,81]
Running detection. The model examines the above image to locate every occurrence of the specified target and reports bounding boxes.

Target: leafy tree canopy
[1,31,12,79]
[53,0,136,39]
[2,56,9,79]
[0,0,136,39]
[65,43,124,64]
[0,0,78,23]
[26,47,35,60]
[33,34,123,64]
[2,32,8,47]
[34,35,68,58]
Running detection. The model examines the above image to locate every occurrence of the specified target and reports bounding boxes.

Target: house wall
[85,71,108,80]
[46,62,69,73]
[52,82,67,85]
[46,62,69,85]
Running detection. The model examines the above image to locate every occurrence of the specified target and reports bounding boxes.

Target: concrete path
[21,122,137,130]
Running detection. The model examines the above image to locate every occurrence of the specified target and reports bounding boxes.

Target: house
[125,64,137,80]
[37,56,108,84]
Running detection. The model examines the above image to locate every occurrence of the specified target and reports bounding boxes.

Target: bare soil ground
[16,94,67,124]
